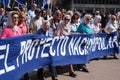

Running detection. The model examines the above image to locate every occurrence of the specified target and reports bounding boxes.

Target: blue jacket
[36,28,53,36]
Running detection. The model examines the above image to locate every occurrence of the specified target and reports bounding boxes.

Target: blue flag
[16,0,26,5]
[0,0,10,6]
[42,0,50,9]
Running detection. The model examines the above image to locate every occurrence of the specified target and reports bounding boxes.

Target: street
[24,54,120,80]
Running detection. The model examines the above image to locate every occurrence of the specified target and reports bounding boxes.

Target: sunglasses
[65,18,70,21]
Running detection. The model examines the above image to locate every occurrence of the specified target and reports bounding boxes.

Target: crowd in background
[0,3,120,80]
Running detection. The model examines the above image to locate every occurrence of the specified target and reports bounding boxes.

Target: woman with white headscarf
[92,15,102,34]
[36,20,58,80]
[76,14,94,73]
[104,14,119,59]
[56,14,71,36]
[104,14,118,34]
[1,11,21,38]
[56,15,77,78]
[77,14,94,34]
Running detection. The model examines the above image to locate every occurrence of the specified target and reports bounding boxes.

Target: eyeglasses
[65,18,70,21]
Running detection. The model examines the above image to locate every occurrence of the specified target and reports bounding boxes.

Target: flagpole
[18,1,19,8]
[12,0,16,9]
[51,0,53,11]
[8,0,10,7]
[3,0,6,9]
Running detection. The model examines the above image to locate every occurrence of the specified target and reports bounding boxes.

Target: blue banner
[0,32,119,80]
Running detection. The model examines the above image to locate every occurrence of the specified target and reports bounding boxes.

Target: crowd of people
[0,3,120,80]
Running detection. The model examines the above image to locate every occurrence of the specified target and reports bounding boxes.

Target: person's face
[12,14,19,25]
[21,7,26,12]
[98,18,101,23]
[42,10,47,16]
[19,15,25,22]
[44,23,50,31]
[111,17,116,23]
[64,16,70,24]
[55,13,61,19]
[111,15,116,23]
[32,5,37,10]
[0,8,4,15]
[36,12,41,17]
[5,11,8,16]
[73,15,79,23]
[86,16,91,24]
[53,11,62,21]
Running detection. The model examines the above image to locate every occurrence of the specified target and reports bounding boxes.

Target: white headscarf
[82,14,92,24]
[6,11,19,32]
[94,15,101,24]
[63,14,71,25]
[41,20,50,28]
[6,11,13,26]
[107,15,116,25]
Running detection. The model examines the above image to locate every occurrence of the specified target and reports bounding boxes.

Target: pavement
[22,54,120,80]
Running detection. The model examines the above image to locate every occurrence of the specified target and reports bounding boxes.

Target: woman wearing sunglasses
[76,14,94,73]
[56,15,77,78]
[1,11,21,38]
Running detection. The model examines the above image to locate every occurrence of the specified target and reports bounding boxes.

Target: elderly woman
[77,14,94,34]
[104,14,119,59]
[36,20,53,36]
[104,14,118,34]
[1,11,21,38]
[56,15,77,78]
[1,11,31,80]
[92,15,102,34]
[56,15,71,36]
[36,20,58,80]
[76,14,94,73]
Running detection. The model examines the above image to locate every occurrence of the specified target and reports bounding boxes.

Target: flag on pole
[16,0,26,5]
[4,0,10,6]
[42,0,51,9]
[0,0,10,7]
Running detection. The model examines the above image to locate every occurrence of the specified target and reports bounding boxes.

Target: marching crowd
[0,3,120,80]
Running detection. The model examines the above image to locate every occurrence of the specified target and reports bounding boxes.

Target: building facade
[59,0,120,14]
